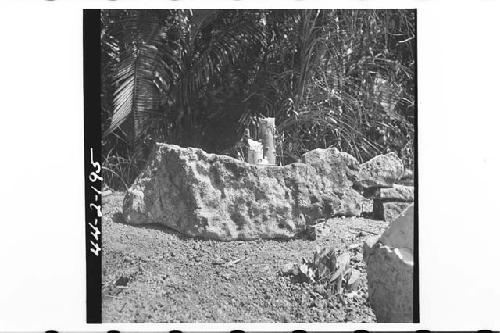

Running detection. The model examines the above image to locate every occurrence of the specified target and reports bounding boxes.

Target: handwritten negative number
[89,148,102,257]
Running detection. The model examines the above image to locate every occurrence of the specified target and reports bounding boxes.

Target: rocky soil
[102,191,388,323]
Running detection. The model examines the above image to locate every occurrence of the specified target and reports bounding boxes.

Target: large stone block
[363,205,414,322]
[356,152,405,189]
[123,144,365,240]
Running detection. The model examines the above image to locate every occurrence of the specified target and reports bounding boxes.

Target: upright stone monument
[259,118,276,165]
[247,138,263,164]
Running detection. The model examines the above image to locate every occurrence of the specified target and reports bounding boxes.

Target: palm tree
[101,9,415,169]
[102,9,265,150]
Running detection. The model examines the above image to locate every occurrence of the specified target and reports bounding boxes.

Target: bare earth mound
[103,192,388,323]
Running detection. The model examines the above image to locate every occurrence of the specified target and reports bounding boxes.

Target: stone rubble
[123,143,412,240]
[356,152,405,189]
[372,184,414,222]
[119,144,415,322]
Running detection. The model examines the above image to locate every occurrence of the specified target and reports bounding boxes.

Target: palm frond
[103,11,170,138]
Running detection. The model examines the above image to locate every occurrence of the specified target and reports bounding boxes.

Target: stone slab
[373,200,412,222]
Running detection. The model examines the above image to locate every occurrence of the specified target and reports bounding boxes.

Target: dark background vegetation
[101,9,416,190]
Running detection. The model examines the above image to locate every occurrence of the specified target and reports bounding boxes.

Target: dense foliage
[101,9,415,189]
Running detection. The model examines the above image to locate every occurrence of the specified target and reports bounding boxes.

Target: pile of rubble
[356,154,414,222]
[120,142,416,322]
[123,142,415,240]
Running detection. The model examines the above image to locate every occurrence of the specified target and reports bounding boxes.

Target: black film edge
[84,8,102,324]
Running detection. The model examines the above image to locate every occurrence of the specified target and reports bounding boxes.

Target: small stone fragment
[373,200,412,222]
[281,262,298,276]
[347,268,360,290]
[374,185,414,202]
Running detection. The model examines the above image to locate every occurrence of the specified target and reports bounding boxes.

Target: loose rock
[374,185,414,202]
[373,201,412,222]
[363,204,414,322]
[356,152,404,189]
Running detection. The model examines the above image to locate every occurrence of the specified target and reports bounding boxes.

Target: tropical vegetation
[101,9,416,189]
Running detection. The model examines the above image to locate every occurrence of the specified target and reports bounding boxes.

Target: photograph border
[84,8,418,324]
[84,8,103,324]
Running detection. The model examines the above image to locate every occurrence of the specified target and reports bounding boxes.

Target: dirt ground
[102,191,388,323]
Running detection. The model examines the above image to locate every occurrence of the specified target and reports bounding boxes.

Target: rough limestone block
[375,185,414,202]
[356,152,405,189]
[363,204,414,322]
[373,200,412,222]
[123,144,365,240]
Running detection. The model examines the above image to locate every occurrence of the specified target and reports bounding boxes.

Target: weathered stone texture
[301,147,360,189]
[123,144,365,240]
[373,201,413,222]
[357,152,405,189]
[398,169,414,186]
[379,205,414,251]
[364,204,414,322]
[375,184,414,202]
